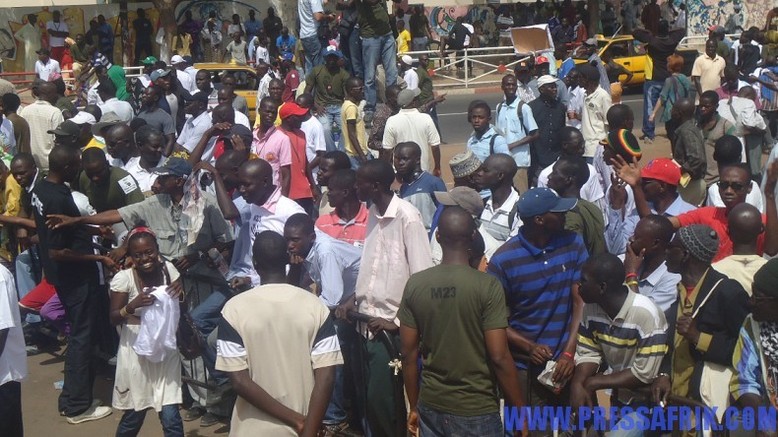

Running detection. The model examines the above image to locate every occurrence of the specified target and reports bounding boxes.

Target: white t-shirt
[299,0,325,39]
[176,70,195,96]
[403,68,419,91]
[463,23,474,47]
[0,264,27,386]
[46,20,69,48]
[255,46,270,64]
[300,116,327,182]
[35,58,61,81]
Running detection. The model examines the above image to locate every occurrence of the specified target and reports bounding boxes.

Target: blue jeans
[642,80,662,139]
[317,105,344,153]
[116,405,183,437]
[349,29,364,78]
[301,35,324,76]
[417,402,503,437]
[361,33,398,112]
[349,152,373,170]
[191,288,231,385]
[15,249,41,323]
[323,318,355,425]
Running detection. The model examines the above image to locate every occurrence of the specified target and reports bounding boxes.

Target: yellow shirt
[253,102,283,129]
[341,99,367,158]
[397,29,411,53]
[3,175,21,218]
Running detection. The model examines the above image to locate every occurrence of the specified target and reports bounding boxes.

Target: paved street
[19,88,672,437]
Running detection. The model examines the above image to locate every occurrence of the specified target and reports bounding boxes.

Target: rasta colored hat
[604,129,642,160]
[678,224,719,264]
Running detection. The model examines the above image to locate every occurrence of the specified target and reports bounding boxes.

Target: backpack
[496,100,527,137]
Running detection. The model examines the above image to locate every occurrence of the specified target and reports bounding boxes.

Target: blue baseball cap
[517,188,577,218]
[323,46,343,59]
[151,158,192,178]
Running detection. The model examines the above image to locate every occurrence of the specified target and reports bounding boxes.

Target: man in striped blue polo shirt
[488,187,588,414]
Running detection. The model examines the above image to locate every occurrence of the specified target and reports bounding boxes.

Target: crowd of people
[2,1,778,437]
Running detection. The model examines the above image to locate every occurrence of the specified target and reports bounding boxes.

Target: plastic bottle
[331,121,341,145]
[208,248,229,278]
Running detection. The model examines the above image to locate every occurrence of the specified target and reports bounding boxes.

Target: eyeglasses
[717,181,747,191]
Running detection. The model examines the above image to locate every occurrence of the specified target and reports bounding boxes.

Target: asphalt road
[435,89,646,145]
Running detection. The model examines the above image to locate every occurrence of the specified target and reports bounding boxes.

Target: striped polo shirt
[576,292,668,402]
[488,229,588,370]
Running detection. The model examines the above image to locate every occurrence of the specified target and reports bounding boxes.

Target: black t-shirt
[133,18,153,43]
[32,180,97,288]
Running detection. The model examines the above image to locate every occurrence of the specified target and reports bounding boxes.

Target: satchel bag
[176,303,204,360]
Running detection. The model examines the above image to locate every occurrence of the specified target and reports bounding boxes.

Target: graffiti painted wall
[0,0,295,73]
[686,0,777,36]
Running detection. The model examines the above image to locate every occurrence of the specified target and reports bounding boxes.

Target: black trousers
[0,381,23,437]
[134,39,153,65]
[55,276,110,416]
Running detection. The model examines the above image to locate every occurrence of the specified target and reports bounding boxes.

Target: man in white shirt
[19,81,63,171]
[171,55,195,94]
[400,55,418,90]
[382,88,441,175]
[46,10,69,64]
[97,81,134,123]
[579,64,612,158]
[296,94,327,182]
[0,262,26,437]
[34,48,61,81]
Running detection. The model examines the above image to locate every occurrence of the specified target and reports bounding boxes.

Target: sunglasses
[717,181,747,191]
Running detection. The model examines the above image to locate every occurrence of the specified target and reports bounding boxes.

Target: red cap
[278,102,308,119]
[535,55,549,64]
[641,158,681,186]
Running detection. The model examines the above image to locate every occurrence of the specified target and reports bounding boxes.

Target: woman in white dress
[109,227,184,436]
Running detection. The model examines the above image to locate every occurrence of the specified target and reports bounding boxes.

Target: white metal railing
[402,46,531,88]
[678,33,740,51]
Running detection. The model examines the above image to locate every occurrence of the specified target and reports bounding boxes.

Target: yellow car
[559,34,698,86]
[194,62,258,123]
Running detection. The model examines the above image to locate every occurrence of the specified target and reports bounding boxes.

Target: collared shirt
[315,203,369,246]
[252,126,292,186]
[123,155,166,194]
[117,192,233,259]
[304,230,362,309]
[19,100,64,172]
[228,187,305,284]
[399,171,446,230]
[355,195,433,338]
[480,188,521,243]
[488,229,588,370]
[567,86,585,129]
[496,97,538,168]
[35,58,61,81]
[581,86,612,158]
[528,97,567,168]
[577,292,668,403]
[516,81,537,104]
[618,256,680,313]
[383,109,441,172]
[99,97,135,122]
[177,111,214,159]
[467,126,509,164]
[691,53,726,94]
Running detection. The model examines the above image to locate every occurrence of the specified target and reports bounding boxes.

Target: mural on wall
[426,6,497,42]
[0,0,293,73]
[685,0,775,36]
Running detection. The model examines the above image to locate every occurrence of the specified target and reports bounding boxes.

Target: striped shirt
[576,292,668,402]
[315,203,369,246]
[730,315,778,407]
[488,229,588,370]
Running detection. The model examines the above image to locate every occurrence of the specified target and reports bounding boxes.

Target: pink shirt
[252,126,292,186]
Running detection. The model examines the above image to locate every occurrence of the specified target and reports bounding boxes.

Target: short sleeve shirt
[398,265,507,416]
[357,0,391,37]
[305,66,350,107]
[299,0,325,39]
[216,284,343,435]
[342,100,367,157]
[496,98,539,167]
[691,54,726,94]
[74,166,145,213]
[138,108,176,135]
[252,127,292,187]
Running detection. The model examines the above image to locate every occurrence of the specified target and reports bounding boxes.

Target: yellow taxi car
[194,62,258,123]
[560,34,698,86]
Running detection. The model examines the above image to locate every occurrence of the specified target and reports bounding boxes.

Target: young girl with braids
[109,226,185,436]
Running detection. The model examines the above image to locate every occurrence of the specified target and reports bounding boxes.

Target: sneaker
[183,406,205,422]
[200,412,225,428]
[322,421,351,436]
[66,405,112,424]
